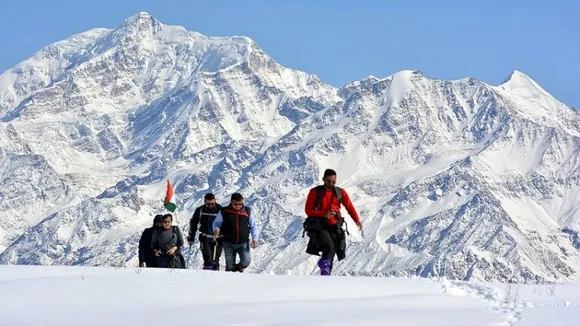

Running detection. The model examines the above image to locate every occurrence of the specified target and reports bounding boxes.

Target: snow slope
[0,12,578,284]
[0,265,579,326]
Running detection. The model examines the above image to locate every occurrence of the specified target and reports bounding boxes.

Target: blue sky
[1,0,578,106]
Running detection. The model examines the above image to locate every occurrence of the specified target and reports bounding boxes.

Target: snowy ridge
[0,12,579,284]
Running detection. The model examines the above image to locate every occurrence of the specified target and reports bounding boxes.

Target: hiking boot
[235,263,245,273]
[202,265,213,270]
[317,258,332,276]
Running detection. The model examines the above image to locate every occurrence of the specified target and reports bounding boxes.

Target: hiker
[138,214,163,267]
[187,193,223,270]
[303,169,362,275]
[213,193,259,272]
[151,213,186,268]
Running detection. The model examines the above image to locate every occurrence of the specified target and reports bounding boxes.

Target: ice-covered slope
[0,12,578,284]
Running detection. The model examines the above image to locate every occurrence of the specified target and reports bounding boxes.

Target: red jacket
[304,186,360,226]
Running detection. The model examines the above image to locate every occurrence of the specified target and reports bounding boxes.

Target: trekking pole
[212,235,222,269]
[212,244,217,263]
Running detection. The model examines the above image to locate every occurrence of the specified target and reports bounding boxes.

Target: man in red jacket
[304,169,362,275]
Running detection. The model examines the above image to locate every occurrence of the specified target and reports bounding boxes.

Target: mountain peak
[383,69,423,105]
[123,12,157,27]
[501,70,530,83]
[499,70,548,95]
[389,69,422,80]
[117,11,163,37]
[338,70,423,102]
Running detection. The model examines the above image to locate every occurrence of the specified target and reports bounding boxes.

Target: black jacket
[138,227,157,265]
[189,204,222,239]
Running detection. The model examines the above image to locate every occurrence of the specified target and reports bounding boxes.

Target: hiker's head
[153,214,163,227]
[230,193,244,211]
[162,214,172,229]
[204,193,216,208]
[322,169,337,189]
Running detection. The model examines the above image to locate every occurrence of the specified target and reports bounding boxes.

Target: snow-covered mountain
[0,12,578,283]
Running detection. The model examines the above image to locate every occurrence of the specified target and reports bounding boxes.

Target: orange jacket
[304,186,360,226]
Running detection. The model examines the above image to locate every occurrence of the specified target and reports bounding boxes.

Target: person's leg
[145,258,157,268]
[236,242,251,272]
[316,228,335,275]
[223,242,237,272]
[199,235,214,270]
[213,238,224,270]
[156,256,170,268]
[318,228,336,260]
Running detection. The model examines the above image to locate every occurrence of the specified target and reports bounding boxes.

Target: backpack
[168,226,186,269]
[313,185,342,211]
[303,186,349,237]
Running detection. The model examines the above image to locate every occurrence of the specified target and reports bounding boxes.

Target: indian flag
[164,179,177,212]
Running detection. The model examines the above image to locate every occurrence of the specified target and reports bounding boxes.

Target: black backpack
[313,185,342,211]
[303,186,349,237]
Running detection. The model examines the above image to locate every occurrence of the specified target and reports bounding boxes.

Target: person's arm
[304,188,324,217]
[150,229,159,250]
[341,189,361,227]
[188,207,201,241]
[213,210,223,236]
[248,211,259,248]
[249,212,259,241]
[138,230,147,264]
[175,226,184,247]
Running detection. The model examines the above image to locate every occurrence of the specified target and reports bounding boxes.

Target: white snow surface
[0,12,579,284]
[1,265,579,326]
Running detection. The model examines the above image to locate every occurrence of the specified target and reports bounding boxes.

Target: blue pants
[223,241,251,271]
[155,255,184,269]
[156,256,171,268]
